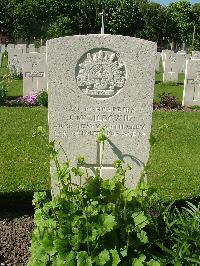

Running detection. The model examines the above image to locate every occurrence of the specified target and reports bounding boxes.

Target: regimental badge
[76,49,126,99]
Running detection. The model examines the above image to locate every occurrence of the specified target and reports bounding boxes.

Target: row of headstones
[161,50,200,82]
[161,49,200,106]
[0,43,47,96]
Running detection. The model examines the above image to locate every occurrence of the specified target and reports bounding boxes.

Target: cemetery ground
[1,60,200,264]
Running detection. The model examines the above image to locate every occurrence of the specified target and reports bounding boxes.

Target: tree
[166,0,194,47]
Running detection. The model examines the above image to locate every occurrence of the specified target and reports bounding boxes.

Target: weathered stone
[22,53,46,96]
[163,50,178,82]
[28,44,35,53]
[0,44,6,53]
[155,52,161,72]
[15,44,27,53]
[39,46,46,54]
[6,44,15,51]
[192,51,200,60]
[47,34,156,194]
[8,49,23,75]
[182,59,200,106]
[176,50,188,73]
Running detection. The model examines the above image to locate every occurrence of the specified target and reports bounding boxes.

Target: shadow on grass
[0,190,51,212]
[164,195,200,210]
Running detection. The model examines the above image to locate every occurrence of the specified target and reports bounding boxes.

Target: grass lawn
[0,107,50,197]
[0,59,199,203]
[0,53,23,96]
[154,72,184,103]
[147,111,200,201]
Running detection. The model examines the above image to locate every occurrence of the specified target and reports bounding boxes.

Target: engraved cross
[79,142,115,178]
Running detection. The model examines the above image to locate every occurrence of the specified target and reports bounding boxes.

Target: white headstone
[8,49,23,75]
[22,55,46,96]
[15,44,27,53]
[155,52,161,72]
[176,50,188,73]
[192,51,200,60]
[28,44,35,53]
[47,34,156,194]
[40,46,46,54]
[6,44,15,51]
[182,59,200,106]
[163,50,178,82]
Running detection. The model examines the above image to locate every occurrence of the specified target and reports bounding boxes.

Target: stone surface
[176,50,188,73]
[182,59,200,106]
[15,44,27,53]
[6,44,15,51]
[40,46,46,54]
[0,53,2,67]
[8,49,23,75]
[163,50,178,82]
[1,44,6,53]
[192,51,200,60]
[47,34,156,194]
[155,52,161,72]
[28,44,35,53]
[22,53,47,96]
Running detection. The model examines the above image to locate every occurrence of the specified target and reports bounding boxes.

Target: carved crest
[76,49,126,99]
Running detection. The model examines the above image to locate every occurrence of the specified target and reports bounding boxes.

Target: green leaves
[77,251,92,266]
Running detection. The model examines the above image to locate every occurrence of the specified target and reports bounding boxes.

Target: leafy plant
[189,105,200,111]
[149,202,200,265]
[36,91,48,107]
[28,131,160,266]
[156,92,182,110]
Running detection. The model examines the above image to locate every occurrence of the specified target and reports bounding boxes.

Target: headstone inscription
[47,34,156,195]
[163,51,178,82]
[182,59,200,106]
[22,55,46,96]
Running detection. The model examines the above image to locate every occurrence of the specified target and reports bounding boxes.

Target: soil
[0,210,34,266]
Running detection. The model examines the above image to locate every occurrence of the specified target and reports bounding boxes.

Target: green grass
[147,111,200,201]
[154,83,183,103]
[154,71,184,103]
[0,57,199,203]
[0,53,23,96]
[0,107,50,194]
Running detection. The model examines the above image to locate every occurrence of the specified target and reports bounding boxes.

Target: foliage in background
[0,0,199,48]
[0,82,7,104]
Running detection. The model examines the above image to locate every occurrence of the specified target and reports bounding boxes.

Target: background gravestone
[47,34,156,194]
[8,49,23,75]
[163,50,178,82]
[15,44,27,53]
[40,46,46,54]
[28,44,35,53]
[155,52,161,72]
[176,50,188,73]
[182,59,200,106]
[0,53,2,67]
[192,51,200,60]
[23,62,46,96]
